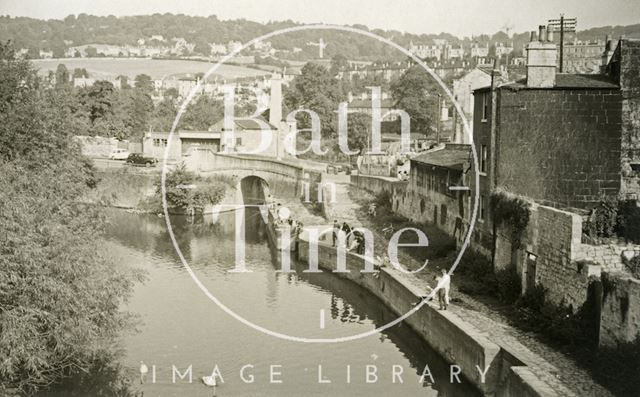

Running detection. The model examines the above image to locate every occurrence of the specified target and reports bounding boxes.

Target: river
[105,208,480,396]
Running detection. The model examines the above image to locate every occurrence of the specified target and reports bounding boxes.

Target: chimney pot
[547,28,554,42]
[530,31,538,42]
[539,25,547,42]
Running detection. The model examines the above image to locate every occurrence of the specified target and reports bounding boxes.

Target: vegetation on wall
[584,197,640,244]
[626,255,640,279]
[489,189,531,241]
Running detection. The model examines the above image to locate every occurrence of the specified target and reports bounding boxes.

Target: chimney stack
[601,35,615,71]
[526,26,558,88]
[546,26,554,42]
[268,74,282,126]
[539,25,547,42]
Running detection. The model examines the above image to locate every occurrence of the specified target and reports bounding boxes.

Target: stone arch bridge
[183,148,323,205]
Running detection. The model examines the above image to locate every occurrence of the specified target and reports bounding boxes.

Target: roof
[411,144,471,171]
[475,73,619,93]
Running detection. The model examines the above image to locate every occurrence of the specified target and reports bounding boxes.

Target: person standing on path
[332,220,340,246]
[437,268,451,310]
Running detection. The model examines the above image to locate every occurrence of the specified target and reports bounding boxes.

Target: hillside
[0,14,638,61]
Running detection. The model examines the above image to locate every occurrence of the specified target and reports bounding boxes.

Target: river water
[105,208,479,396]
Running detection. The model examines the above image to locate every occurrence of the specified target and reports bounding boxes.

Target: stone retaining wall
[599,273,640,347]
[297,239,559,396]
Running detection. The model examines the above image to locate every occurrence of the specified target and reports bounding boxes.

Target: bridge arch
[240,175,270,205]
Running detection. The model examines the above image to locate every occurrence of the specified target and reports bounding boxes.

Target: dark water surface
[104,208,479,396]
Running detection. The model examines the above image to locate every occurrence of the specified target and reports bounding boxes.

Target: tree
[73,68,88,78]
[284,62,344,138]
[82,80,116,124]
[85,46,98,57]
[154,163,227,213]
[330,54,348,75]
[151,97,178,131]
[390,65,438,137]
[346,112,371,154]
[0,41,138,394]
[54,63,69,87]
[180,95,224,131]
[134,74,153,95]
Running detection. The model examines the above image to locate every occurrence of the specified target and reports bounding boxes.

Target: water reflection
[102,208,479,396]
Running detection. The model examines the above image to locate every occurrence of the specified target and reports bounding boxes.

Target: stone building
[563,39,606,74]
[467,26,640,318]
[452,66,494,142]
[144,75,288,160]
[472,30,640,215]
[394,144,471,240]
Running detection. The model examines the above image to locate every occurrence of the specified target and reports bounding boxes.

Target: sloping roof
[476,73,619,93]
[411,144,471,171]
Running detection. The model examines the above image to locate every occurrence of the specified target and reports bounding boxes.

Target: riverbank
[272,174,612,396]
[344,184,615,397]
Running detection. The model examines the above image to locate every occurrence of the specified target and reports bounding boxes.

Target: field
[32,58,271,80]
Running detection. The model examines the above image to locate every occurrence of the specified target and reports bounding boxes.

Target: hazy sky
[1,0,638,37]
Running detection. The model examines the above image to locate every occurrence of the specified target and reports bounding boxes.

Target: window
[480,145,487,174]
[481,93,489,121]
[480,195,486,221]
[153,138,167,147]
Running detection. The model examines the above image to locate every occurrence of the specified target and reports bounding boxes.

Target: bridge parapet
[184,148,322,200]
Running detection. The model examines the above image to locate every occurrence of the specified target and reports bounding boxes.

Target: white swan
[202,375,217,387]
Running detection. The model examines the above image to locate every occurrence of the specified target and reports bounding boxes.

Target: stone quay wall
[297,238,561,396]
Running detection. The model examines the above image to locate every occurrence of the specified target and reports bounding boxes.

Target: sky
[0,0,639,37]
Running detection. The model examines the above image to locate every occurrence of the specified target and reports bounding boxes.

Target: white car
[109,148,130,160]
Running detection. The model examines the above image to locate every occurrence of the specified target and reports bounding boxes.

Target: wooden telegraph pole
[436,93,441,144]
[548,14,577,73]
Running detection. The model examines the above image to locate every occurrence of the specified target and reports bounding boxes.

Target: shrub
[153,163,227,213]
[374,190,393,210]
[490,189,531,241]
[457,251,499,296]
[618,199,640,243]
[495,266,522,304]
[592,337,640,396]
[585,196,619,239]
[626,255,640,279]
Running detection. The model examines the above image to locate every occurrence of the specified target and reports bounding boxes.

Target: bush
[495,266,522,304]
[153,163,227,213]
[618,199,640,243]
[592,337,640,396]
[585,196,619,239]
[626,255,640,279]
[374,190,393,210]
[457,251,499,296]
[490,189,530,241]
